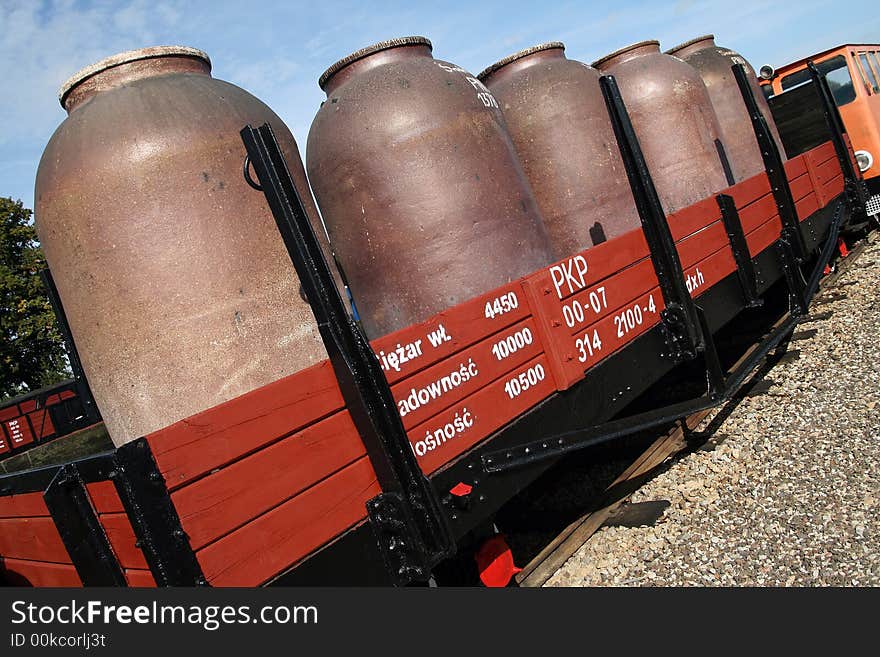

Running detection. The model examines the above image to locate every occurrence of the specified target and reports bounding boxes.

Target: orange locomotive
[761,44,880,218]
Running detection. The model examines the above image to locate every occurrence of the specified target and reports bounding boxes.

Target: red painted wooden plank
[125,569,156,587]
[172,411,367,551]
[789,174,814,203]
[676,221,727,268]
[727,172,772,210]
[805,148,826,206]
[821,175,844,200]
[59,390,76,400]
[98,513,149,569]
[0,557,82,587]
[19,400,37,413]
[739,194,777,234]
[0,406,20,422]
[814,158,842,186]
[147,359,345,490]
[666,195,720,240]
[746,215,783,257]
[0,516,71,563]
[809,140,836,166]
[0,492,49,519]
[796,195,821,224]
[26,410,55,441]
[410,354,556,474]
[391,317,544,430]
[371,281,531,386]
[197,457,380,587]
[784,154,808,180]
[85,481,125,514]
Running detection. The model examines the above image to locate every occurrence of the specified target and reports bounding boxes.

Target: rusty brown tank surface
[478,43,640,258]
[307,36,553,338]
[593,41,729,214]
[35,46,332,447]
[667,34,785,182]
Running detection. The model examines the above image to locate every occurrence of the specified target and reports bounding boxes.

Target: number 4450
[484,291,519,319]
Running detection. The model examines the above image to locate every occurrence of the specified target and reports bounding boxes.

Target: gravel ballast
[546,237,880,586]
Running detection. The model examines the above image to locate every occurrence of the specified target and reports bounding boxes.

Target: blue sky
[1,0,877,211]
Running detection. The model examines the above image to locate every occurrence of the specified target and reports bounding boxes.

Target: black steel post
[696,307,726,399]
[805,200,847,301]
[807,61,869,223]
[112,438,206,587]
[39,269,100,424]
[599,74,703,361]
[43,464,127,586]
[732,63,808,261]
[240,124,454,586]
[775,237,809,316]
[716,193,762,308]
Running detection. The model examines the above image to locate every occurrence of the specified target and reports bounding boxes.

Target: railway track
[515,228,877,587]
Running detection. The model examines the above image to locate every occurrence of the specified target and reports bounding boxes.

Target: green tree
[0,197,69,399]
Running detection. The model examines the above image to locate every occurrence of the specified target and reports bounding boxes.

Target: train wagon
[0,271,103,459]
[0,42,869,587]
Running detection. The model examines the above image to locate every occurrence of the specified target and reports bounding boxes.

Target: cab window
[780,55,857,106]
[868,51,880,81]
[858,53,879,93]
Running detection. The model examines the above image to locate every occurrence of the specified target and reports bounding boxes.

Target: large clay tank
[593,40,729,214]
[667,34,785,182]
[478,43,640,258]
[307,36,553,338]
[35,46,332,446]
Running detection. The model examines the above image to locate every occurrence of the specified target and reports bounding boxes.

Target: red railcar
[0,60,866,587]
[0,381,94,456]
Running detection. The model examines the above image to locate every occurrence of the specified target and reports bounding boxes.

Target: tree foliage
[0,197,69,399]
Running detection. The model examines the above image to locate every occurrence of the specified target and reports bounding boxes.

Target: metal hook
[242,154,262,191]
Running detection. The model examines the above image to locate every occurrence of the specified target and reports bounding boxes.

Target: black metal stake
[240,124,453,586]
[43,464,127,586]
[39,269,100,424]
[775,237,809,316]
[806,61,869,224]
[599,74,704,361]
[732,63,808,261]
[111,439,206,587]
[716,193,762,308]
